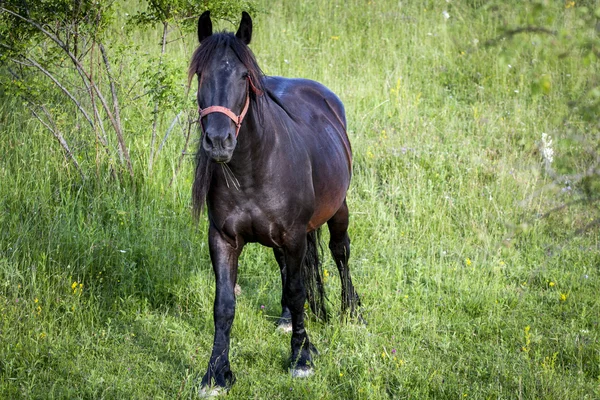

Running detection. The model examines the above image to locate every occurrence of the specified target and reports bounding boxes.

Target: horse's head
[191,11,254,163]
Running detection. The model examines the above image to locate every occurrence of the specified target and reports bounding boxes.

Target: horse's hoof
[356,313,367,326]
[291,367,314,378]
[276,322,292,333]
[234,284,242,297]
[198,386,225,398]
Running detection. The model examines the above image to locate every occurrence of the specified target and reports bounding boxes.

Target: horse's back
[265,76,350,161]
[265,77,346,125]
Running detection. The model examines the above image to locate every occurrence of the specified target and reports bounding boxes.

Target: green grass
[1,0,599,398]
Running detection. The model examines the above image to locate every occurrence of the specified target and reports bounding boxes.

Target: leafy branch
[1,3,133,180]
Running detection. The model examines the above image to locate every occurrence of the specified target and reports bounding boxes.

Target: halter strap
[198,79,251,138]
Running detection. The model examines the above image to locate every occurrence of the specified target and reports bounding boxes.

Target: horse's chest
[215,199,299,248]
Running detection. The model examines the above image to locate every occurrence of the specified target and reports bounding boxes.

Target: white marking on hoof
[198,386,224,398]
[277,322,293,333]
[291,367,314,378]
[234,284,242,297]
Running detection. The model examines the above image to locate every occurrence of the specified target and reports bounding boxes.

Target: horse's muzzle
[202,131,236,163]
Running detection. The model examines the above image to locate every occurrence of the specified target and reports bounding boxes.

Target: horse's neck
[226,102,277,176]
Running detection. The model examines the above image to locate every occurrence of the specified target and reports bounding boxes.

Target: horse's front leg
[200,224,243,394]
[283,233,315,377]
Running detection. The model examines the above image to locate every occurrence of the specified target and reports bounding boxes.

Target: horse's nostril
[224,133,234,149]
[203,134,213,149]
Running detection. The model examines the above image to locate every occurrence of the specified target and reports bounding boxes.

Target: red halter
[198,79,251,138]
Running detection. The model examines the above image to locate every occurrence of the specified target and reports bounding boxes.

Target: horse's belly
[307,208,335,232]
[307,187,347,231]
[306,137,351,231]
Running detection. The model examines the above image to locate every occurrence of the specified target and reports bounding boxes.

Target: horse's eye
[241,72,249,79]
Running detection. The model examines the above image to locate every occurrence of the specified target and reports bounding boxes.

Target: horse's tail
[303,229,328,322]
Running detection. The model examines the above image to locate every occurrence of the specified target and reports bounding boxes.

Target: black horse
[189,11,361,394]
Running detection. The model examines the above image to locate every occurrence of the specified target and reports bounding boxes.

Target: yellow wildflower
[465,258,472,266]
[549,281,555,287]
[71,282,83,295]
[522,325,531,352]
[559,293,568,302]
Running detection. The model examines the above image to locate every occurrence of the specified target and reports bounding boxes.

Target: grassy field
[1,0,599,398]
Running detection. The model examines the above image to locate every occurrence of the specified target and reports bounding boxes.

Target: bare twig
[166,35,186,45]
[99,43,134,178]
[157,110,183,156]
[72,0,82,57]
[484,26,557,47]
[539,196,599,219]
[6,66,87,180]
[574,218,600,236]
[19,56,119,177]
[88,40,115,178]
[30,105,85,181]
[149,20,169,173]
[169,113,194,187]
[12,57,109,147]
[129,89,152,102]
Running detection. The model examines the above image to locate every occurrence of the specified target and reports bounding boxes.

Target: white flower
[541,132,554,169]
[442,10,450,20]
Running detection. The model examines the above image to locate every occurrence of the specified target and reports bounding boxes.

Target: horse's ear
[235,11,252,45]
[198,10,212,43]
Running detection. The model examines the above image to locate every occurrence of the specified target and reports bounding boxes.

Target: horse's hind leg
[282,231,316,376]
[273,248,292,332]
[327,199,361,318]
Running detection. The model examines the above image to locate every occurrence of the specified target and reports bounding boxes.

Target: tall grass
[1,0,599,398]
